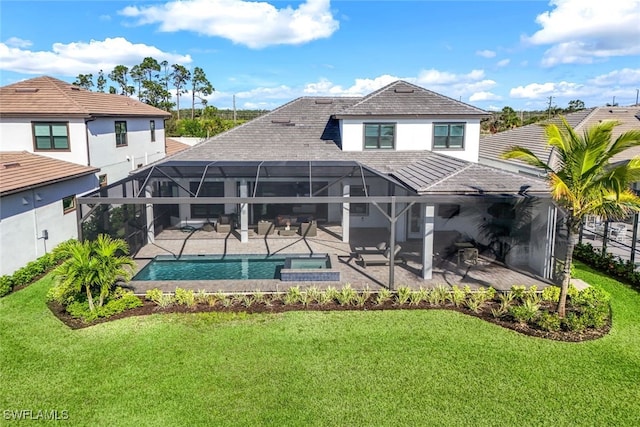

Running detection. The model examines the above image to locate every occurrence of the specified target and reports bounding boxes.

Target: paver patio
[130,225,552,294]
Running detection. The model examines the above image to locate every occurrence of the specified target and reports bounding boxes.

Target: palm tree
[52,235,135,311]
[53,240,99,311]
[92,234,135,307]
[502,118,640,317]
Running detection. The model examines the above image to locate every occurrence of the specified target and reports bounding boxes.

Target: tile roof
[480,107,640,167]
[0,151,98,196]
[335,80,489,117]
[165,138,190,156]
[169,85,547,196]
[0,76,171,118]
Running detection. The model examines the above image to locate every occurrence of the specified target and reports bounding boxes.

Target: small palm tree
[53,241,99,311]
[92,234,135,307]
[52,235,135,312]
[502,118,640,317]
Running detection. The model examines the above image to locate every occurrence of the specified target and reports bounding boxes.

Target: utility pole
[547,96,553,119]
[233,94,237,124]
[636,89,639,106]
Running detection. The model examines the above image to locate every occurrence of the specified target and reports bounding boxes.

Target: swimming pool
[133,254,332,281]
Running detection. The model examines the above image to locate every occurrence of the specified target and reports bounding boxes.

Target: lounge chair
[358,244,405,267]
[216,215,232,233]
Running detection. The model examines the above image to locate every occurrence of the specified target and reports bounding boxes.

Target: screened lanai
[77,160,561,290]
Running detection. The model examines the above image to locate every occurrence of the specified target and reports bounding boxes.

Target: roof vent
[315,99,333,104]
[2,162,21,169]
[15,88,38,93]
[70,86,81,91]
[271,119,291,124]
[394,88,414,93]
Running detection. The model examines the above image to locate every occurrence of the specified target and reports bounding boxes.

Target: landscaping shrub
[536,311,562,332]
[509,299,540,324]
[66,288,141,322]
[574,242,640,291]
[174,287,196,307]
[0,240,75,297]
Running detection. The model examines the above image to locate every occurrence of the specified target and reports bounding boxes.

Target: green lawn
[1,263,639,426]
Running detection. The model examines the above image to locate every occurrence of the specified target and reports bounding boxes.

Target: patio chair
[610,224,627,242]
[457,247,478,265]
[216,215,232,233]
[358,244,405,267]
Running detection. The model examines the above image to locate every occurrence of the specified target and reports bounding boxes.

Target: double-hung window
[115,121,128,147]
[433,123,465,149]
[364,123,395,149]
[32,122,69,150]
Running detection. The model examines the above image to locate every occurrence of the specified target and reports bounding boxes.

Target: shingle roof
[480,107,640,167]
[335,80,489,117]
[0,151,98,196]
[392,158,549,195]
[0,76,171,118]
[170,87,546,196]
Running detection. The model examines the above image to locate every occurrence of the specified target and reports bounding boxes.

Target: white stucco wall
[87,117,166,183]
[0,175,97,276]
[0,116,166,185]
[340,118,481,162]
[0,117,89,164]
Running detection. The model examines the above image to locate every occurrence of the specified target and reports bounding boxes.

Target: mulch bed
[47,298,610,342]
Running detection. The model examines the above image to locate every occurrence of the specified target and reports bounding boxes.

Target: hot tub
[280,254,340,282]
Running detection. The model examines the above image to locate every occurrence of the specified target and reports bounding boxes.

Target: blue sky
[1,0,639,111]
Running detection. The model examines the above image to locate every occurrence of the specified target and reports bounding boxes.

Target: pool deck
[129,225,553,294]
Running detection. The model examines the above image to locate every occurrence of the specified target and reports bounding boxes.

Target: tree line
[481,100,586,134]
[73,57,214,120]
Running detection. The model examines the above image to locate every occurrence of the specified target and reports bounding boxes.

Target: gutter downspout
[84,117,95,167]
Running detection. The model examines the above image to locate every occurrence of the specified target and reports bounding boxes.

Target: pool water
[133,254,329,281]
[286,258,329,269]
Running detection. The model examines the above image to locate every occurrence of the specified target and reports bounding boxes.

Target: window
[32,122,69,150]
[350,185,369,216]
[364,123,395,149]
[62,195,76,214]
[433,123,465,149]
[115,121,128,146]
[99,174,108,188]
[150,120,156,142]
[189,181,224,219]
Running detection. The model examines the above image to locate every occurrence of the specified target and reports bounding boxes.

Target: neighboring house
[0,76,171,275]
[479,106,640,175]
[165,138,191,156]
[0,152,98,276]
[80,81,558,282]
[0,76,171,185]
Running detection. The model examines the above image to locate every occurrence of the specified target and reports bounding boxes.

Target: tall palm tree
[502,118,640,316]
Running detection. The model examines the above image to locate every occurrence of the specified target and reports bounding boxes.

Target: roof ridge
[44,76,90,114]
[572,107,599,131]
[344,80,409,111]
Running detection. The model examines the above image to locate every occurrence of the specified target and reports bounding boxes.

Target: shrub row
[574,243,640,291]
[143,283,610,335]
[0,239,76,297]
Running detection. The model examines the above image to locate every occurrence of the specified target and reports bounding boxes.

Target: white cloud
[4,37,32,48]
[496,59,510,67]
[510,81,584,99]
[469,91,501,102]
[120,0,339,49]
[0,37,192,76]
[524,0,640,66]
[588,68,640,86]
[487,105,502,112]
[476,49,496,58]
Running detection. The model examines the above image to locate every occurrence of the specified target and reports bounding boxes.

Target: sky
[1,0,639,112]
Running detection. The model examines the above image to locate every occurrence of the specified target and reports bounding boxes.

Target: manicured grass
[1,263,639,426]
